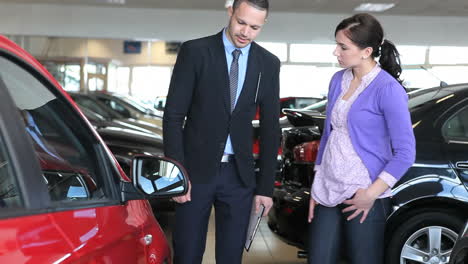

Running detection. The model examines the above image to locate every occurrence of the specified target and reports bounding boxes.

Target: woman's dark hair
[335,13,402,84]
[232,0,269,13]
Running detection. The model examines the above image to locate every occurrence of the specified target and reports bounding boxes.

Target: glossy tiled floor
[157,209,308,264]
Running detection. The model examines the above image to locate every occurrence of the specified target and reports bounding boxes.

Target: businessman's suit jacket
[163,31,280,197]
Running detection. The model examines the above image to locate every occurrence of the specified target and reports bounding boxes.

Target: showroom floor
[157,209,308,264]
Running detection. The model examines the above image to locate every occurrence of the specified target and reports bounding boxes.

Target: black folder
[244,204,265,251]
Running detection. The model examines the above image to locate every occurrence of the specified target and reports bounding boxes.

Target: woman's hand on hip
[308,198,319,223]
[342,188,377,223]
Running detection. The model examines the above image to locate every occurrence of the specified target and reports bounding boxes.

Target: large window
[280,65,339,98]
[257,42,288,62]
[131,66,172,105]
[290,44,336,63]
[108,44,468,101]
[108,66,130,94]
[397,45,427,65]
[431,66,468,85]
[430,46,468,64]
[400,69,440,89]
[42,62,80,92]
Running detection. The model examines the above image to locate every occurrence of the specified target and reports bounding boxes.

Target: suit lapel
[232,43,260,116]
[209,31,231,115]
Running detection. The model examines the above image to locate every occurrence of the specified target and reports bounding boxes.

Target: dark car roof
[408,83,468,110]
[69,92,125,120]
[298,83,468,115]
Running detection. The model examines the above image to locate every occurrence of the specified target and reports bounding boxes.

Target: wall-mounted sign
[124,41,142,54]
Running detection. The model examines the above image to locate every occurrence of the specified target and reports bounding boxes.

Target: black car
[70,92,163,135]
[450,221,468,264]
[268,84,468,263]
[90,91,164,128]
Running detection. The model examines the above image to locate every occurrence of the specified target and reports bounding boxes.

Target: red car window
[0,56,110,203]
[0,136,22,208]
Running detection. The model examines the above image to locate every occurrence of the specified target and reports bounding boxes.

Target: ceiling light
[106,0,125,5]
[354,3,395,12]
[225,0,234,8]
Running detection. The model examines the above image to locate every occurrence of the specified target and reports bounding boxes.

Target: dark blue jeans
[307,198,391,264]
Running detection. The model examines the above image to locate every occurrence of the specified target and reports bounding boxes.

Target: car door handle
[141,234,153,246]
[455,162,468,169]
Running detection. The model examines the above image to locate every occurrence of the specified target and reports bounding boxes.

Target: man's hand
[172,180,191,204]
[255,195,273,217]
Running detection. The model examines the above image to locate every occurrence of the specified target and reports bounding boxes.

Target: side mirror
[132,156,188,198]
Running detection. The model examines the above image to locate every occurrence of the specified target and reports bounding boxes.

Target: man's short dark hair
[232,0,269,13]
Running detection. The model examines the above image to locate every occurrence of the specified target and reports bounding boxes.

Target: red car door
[0,36,170,263]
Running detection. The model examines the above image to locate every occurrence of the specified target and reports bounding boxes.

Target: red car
[0,36,188,263]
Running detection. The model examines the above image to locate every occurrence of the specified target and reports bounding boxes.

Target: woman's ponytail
[379,39,403,84]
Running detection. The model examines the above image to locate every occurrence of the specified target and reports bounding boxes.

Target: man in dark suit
[163,0,280,263]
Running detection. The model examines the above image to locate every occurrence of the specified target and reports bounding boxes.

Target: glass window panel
[131,66,172,105]
[86,64,97,74]
[429,46,468,64]
[290,44,336,63]
[88,77,104,92]
[397,45,427,65]
[115,67,130,94]
[257,42,288,62]
[280,65,339,98]
[431,66,468,85]
[41,62,80,92]
[63,65,81,92]
[107,64,118,93]
[401,69,440,89]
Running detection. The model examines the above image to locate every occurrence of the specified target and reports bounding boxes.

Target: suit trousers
[307,198,391,264]
[173,159,254,264]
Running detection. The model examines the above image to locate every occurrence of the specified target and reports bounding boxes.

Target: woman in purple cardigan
[307,13,416,264]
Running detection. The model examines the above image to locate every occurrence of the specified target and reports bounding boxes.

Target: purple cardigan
[316,69,416,182]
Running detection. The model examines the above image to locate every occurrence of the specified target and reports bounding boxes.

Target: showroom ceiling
[3,0,468,16]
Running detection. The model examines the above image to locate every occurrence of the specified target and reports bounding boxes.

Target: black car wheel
[387,212,463,264]
[450,248,468,264]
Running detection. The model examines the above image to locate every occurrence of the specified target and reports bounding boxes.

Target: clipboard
[244,203,265,251]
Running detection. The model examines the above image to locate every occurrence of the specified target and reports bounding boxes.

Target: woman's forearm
[367,178,390,199]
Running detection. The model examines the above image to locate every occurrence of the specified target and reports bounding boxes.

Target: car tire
[386,211,463,264]
[449,248,468,264]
